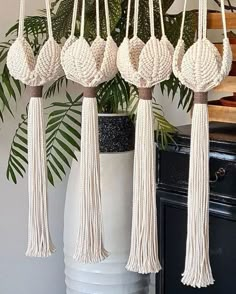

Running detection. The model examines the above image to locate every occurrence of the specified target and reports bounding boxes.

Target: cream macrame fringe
[181,104,214,288]
[126,99,161,274]
[26,97,55,257]
[73,97,109,263]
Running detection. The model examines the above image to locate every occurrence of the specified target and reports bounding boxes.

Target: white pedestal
[64,151,150,293]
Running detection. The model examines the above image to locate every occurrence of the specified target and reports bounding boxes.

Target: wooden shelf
[214,43,236,61]
[208,103,236,123]
[208,12,236,29]
[214,76,236,92]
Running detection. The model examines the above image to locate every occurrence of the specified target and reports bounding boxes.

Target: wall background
[0,0,229,294]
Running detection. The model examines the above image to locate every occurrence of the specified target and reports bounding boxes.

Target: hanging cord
[133,0,139,37]
[158,0,166,37]
[80,0,86,37]
[180,0,187,40]
[125,0,132,38]
[18,0,53,39]
[220,0,228,38]
[96,0,101,37]
[149,0,155,37]
[104,0,111,37]
[71,0,79,37]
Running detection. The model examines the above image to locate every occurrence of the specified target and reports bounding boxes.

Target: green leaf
[55,138,77,160]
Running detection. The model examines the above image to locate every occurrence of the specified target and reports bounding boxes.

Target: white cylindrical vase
[64,114,150,294]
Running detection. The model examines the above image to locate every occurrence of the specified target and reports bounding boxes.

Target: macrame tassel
[26,86,55,258]
[74,88,109,263]
[126,88,161,274]
[182,92,214,288]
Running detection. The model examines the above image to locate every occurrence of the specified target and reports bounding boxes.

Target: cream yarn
[173,0,232,92]
[7,0,62,86]
[117,0,173,88]
[117,0,173,274]
[61,0,118,264]
[7,0,62,258]
[173,0,232,288]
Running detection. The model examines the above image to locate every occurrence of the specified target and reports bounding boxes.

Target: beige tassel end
[182,92,214,288]
[26,86,55,257]
[74,89,109,263]
[126,88,161,274]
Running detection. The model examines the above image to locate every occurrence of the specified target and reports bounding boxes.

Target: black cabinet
[156,123,236,294]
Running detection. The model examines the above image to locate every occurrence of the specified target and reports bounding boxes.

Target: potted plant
[0,0,197,293]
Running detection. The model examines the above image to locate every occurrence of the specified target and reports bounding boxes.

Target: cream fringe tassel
[73,97,109,263]
[126,99,161,274]
[26,97,55,257]
[182,104,214,288]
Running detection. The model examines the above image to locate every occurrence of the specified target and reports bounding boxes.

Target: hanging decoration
[61,0,118,263]
[117,0,173,274]
[173,0,232,288]
[7,0,62,257]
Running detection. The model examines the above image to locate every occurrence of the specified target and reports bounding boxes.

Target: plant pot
[64,113,150,294]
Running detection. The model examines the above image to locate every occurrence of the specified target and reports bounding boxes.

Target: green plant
[0,0,197,184]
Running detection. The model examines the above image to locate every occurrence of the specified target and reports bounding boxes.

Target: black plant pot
[98,113,135,153]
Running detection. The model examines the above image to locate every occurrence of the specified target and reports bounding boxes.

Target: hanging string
[220,0,228,38]
[18,0,25,38]
[45,0,53,39]
[149,0,155,37]
[180,0,187,40]
[80,0,86,37]
[96,0,101,37]
[71,0,79,37]
[134,0,139,37]
[125,0,132,38]
[158,0,166,37]
[18,0,53,39]
[104,0,111,37]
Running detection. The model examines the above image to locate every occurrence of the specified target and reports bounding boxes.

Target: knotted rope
[7,0,62,258]
[173,0,232,288]
[61,0,118,264]
[118,0,173,274]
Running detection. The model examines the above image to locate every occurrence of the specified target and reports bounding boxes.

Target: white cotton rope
[7,0,62,258]
[26,97,55,257]
[173,0,232,288]
[126,99,161,274]
[181,102,213,288]
[117,0,173,274]
[61,0,117,264]
[73,98,109,263]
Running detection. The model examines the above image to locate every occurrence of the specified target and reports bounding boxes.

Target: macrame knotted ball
[61,35,118,87]
[174,38,232,92]
[117,35,173,88]
[7,37,62,86]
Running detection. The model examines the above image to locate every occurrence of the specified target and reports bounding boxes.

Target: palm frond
[46,92,82,185]
[7,113,28,183]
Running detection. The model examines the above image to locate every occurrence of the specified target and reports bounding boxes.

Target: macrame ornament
[7,0,62,257]
[117,0,173,274]
[173,0,232,288]
[61,0,117,263]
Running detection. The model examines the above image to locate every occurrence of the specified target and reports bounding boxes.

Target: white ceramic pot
[64,114,150,294]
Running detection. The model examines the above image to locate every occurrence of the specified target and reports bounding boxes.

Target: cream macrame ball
[61,35,117,87]
[174,38,232,92]
[117,35,173,88]
[7,37,62,87]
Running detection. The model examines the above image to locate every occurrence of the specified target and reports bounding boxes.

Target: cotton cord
[7,0,62,259]
[73,97,109,263]
[126,98,161,274]
[173,0,232,287]
[26,95,55,258]
[181,99,214,288]
[117,0,173,275]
